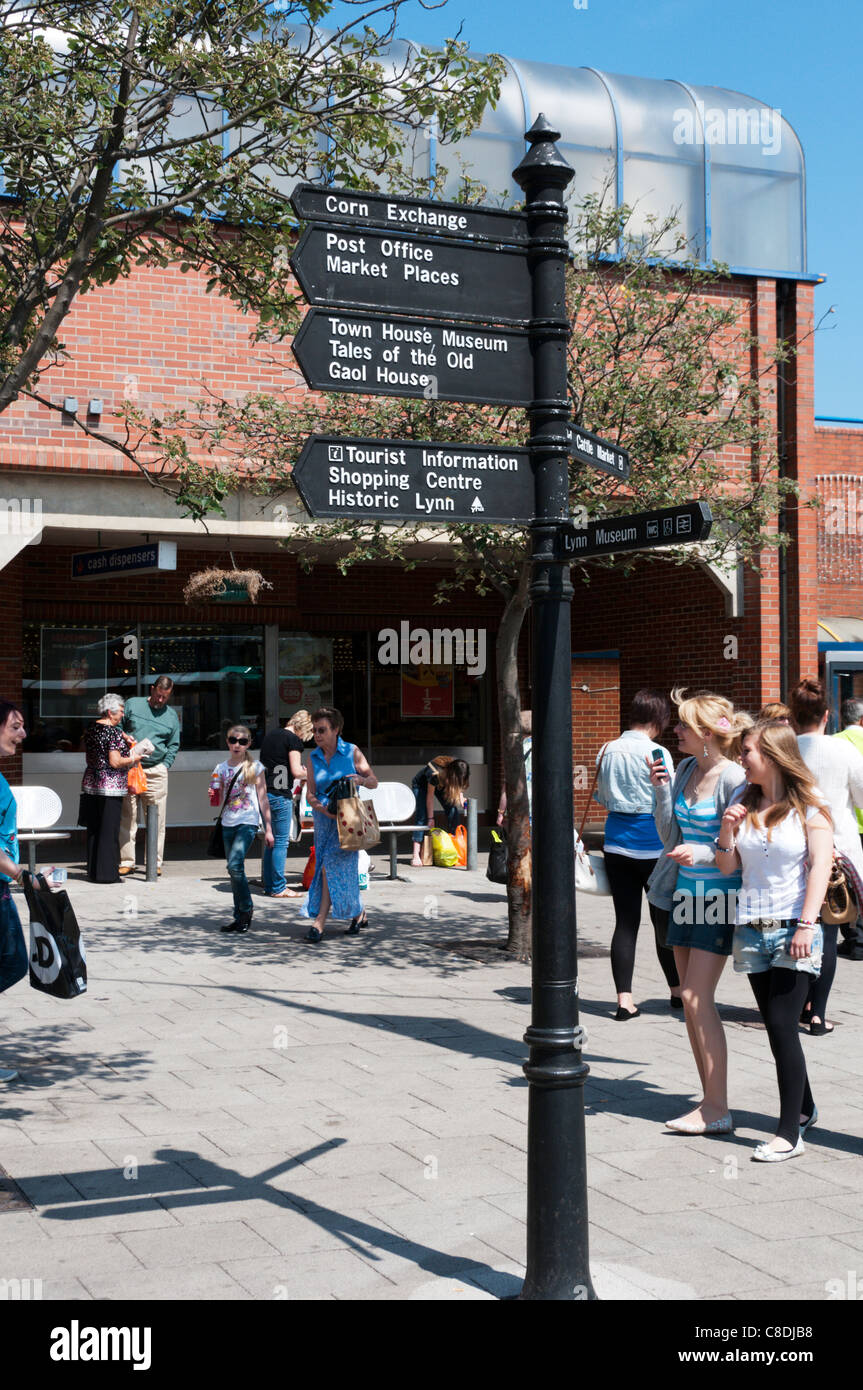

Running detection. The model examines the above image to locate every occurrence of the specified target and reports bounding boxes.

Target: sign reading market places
[567,424,631,481]
[290,224,532,325]
[292,435,533,524]
[292,309,532,407]
[556,501,713,559]
[291,183,529,246]
[71,541,177,579]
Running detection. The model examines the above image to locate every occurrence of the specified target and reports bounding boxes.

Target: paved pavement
[1,844,862,1303]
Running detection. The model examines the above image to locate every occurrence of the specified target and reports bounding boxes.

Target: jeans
[733,921,823,975]
[411,776,462,845]
[222,823,258,917]
[262,793,291,895]
[0,886,28,994]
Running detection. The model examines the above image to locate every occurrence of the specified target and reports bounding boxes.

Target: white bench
[12,786,70,873]
[359,782,418,880]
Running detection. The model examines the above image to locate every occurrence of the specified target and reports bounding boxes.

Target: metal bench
[359,781,418,880]
[12,786,71,873]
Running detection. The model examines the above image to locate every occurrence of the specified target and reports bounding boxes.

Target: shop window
[141,626,264,750]
[23,623,137,751]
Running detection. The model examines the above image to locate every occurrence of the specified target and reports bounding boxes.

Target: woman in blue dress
[648,690,747,1135]
[301,707,378,943]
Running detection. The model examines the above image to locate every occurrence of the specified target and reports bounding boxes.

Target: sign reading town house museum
[290,224,532,324]
[291,183,528,246]
[292,435,533,524]
[292,309,532,407]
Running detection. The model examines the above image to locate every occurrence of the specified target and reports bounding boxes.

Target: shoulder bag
[574,744,612,896]
[207,768,243,859]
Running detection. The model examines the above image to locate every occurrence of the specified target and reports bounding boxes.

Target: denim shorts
[666,891,735,957]
[732,920,823,976]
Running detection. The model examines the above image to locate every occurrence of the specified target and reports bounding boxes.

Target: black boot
[236,906,253,934]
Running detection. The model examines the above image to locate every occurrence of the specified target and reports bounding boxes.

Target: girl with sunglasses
[209,725,273,934]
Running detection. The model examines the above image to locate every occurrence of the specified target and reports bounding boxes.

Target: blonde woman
[209,725,273,934]
[717,721,832,1160]
[647,690,747,1134]
[411,755,470,868]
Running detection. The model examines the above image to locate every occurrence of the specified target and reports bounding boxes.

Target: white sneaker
[0,1066,19,1082]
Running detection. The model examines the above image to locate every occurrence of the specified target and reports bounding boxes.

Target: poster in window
[278,634,334,719]
[39,628,107,719]
[400,666,454,719]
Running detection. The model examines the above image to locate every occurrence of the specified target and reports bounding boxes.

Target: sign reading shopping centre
[292,435,533,524]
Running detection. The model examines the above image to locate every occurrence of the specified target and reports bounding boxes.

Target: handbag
[207,768,242,859]
[822,858,859,926]
[327,776,357,816]
[21,872,87,1000]
[574,743,612,896]
[336,796,381,851]
[486,826,508,884]
[302,845,316,889]
[421,832,434,867]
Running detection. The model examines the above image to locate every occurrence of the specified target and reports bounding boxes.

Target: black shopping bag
[21,873,87,999]
[486,827,508,885]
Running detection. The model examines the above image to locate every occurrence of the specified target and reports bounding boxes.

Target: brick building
[0,55,848,837]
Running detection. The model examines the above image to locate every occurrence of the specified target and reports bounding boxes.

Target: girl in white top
[210,724,273,934]
[717,720,833,1161]
[790,678,863,1034]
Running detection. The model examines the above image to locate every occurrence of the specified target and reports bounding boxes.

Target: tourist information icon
[292,435,533,524]
[290,183,529,245]
[292,309,532,407]
[557,501,713,558]
[290,223,532,324]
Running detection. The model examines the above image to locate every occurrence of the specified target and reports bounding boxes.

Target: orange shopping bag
[454,825,467,867]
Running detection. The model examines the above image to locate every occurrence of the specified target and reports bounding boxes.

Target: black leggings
[748,970,814,1145]
[805,923,838,1020]
[604,852,680,994]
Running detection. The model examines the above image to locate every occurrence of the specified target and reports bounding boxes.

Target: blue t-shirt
[0,772,19,882]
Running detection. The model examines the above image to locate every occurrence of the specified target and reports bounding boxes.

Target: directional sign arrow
[566,424,631,481]
[291,183,529,246]
[293,435,534,524]
[290,224,532,325]
[293,310,532,407]
[556,501,713,559]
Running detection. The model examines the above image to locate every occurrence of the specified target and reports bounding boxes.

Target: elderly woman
[301,706,378,943]
[80,694,145,883]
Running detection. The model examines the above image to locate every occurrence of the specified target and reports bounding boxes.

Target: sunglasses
[312,726,330,734]
[228,736,250,746]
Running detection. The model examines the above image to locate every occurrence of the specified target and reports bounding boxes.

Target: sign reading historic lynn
[292,435,533,524]
[293,309,532,407]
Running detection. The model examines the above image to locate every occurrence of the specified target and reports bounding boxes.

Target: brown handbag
[822,860,859,926]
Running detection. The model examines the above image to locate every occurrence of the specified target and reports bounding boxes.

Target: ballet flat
[752,1136,804,1163]
[666,1112,734,1135]
[800,1105,818,1135]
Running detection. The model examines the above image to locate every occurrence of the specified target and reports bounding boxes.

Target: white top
[734,803,822,923]
[213,760,263,827]
[796,733,863,877]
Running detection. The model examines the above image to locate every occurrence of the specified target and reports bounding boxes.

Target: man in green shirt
[835,697,863,848]
[119,676,181,875]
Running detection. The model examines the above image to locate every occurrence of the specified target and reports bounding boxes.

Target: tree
[0,0,503,427]
[130,196,798,958]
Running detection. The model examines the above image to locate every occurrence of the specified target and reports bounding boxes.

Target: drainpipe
[776,280,791,701]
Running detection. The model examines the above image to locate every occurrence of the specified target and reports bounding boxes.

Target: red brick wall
[812,423,863,622]
[572,656,620,830]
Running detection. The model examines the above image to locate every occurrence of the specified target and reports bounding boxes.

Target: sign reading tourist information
[292,435,533,524]
[291,183,528,245]
[567,424,630,481]
[290,224,532,324]
[292,309,532,407]
[557,501,713,558]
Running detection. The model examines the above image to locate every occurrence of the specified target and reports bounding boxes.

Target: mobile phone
[651,748,668,781]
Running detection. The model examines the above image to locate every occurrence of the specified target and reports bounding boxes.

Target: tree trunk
[496,559,533,959]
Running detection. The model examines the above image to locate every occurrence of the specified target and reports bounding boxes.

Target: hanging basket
[183,566,272,606]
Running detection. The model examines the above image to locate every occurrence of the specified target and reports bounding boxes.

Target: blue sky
[324,0,860,419]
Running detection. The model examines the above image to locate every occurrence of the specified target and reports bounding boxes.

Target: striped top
[674,791,742,896]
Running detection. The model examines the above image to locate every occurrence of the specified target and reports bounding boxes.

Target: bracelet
[797,920,819,928]
[716,843,735,855]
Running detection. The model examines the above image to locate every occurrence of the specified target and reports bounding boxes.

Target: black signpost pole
[513,117,596,1301]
